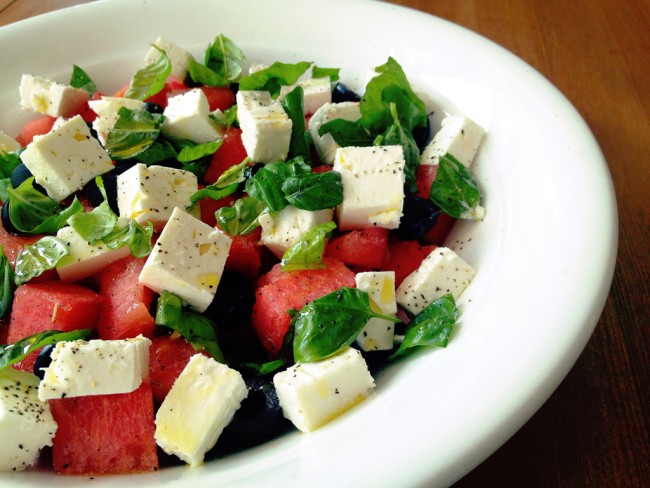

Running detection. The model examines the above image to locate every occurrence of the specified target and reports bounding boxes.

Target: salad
[0,34,485,474]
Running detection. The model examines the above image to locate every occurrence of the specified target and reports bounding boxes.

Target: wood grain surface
[1,1,648,486]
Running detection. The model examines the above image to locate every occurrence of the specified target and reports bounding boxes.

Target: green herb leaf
[204,34,247,84]
[0,329,92,371]
[429,153,482,218]
[133,139,178,165]
[317,118,374,147]
[14,236,69,285]
[390,294,458,360]
[312,66,340,82]
[6,179,83,235]
[210,106,238,130]
[155,291,225,362]
[177,140,222,163]
[293,287,399,362]
[124,47,171,100]
[244,158,311,212]
[105,107,164,160]
[281,86,311,160]
[68,201,117,244]
[281,221,336,272]
[70,65,97,95]
[0,246,15,319]
[240,359,286,376]
[102,219,153,258]
[215,196,267,236]
[189,157,249,205]
[0,150,22,178]
[282,170,343,210]
[239,61,312,98]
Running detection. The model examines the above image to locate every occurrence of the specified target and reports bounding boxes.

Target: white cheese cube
[236,90,292,163]
[278,77,332,115]
[0,131,21,153]
[155,354,248,466]
[420,114,485,167]
[355,271,397,351]
[308,102,361,165]
[55,223,132,282]
[88,96,145,144]
[38,335,151,401]
[396,247,476,315]
[333,145,405,229]
[116,163,199,231]
[144,36,192,81]
[19,74,89,118]
[274,347,375,433]
[19,115,113,202]
[139,207,232,312]
[258,205,334,258]
[162,88,222,143]
[0,369,57,472]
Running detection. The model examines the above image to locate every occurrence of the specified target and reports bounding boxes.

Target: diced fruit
[0,217,41,266]
[200,85,236,112]
[49,380,158,475]
[15,115,56,146]
[326,227,390,269]
[384,239,436,287]
[224,227,263,281]
[199,193,236,228]
[422,212,456,245]
[203,128,248,184]
[416,164,438,199]
[252,257,356,357]
[96,255,155,340]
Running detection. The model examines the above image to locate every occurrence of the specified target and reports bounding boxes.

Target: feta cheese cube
[355,271,397,351]
[162,88,222,143]
[19,115,113,201]
[144,36,192,81]
[0,131,21,153]
[273,347,375,433]
[236,90,292,163]
[258,205,334,258]
[116,163,199,230]
[396,247,476,315]
[55,223,132,282]
[278,77,332,115]
[420,114,485,167]
[38,335,151,401]
[308,101,361,165]
[139,207,232,312]
[333,145,405,229]
[19,74,89,118]
[88,96,145,144]
[155,354,248,466]
[0,369,57,472]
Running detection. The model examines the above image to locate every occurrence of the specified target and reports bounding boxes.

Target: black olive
[243,162,264,180]
[412,117,431,152]
[229,82,239,96]
[33,343,56,380]
[85,121,99,141]
[332,82,361,103]
[143,102,164,114]
[396,194,441,241]
[203,272,255,329]
[10,163,47,194]
[82,172,119,214]
[1,199,23,235]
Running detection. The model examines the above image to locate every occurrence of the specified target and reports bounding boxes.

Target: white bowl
[0,0,617,486]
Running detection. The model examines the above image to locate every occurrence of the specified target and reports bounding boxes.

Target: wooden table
[1,1,647,486]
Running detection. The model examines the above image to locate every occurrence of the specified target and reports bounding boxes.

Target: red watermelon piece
[0,218,41,267]
[49,380,158,475]
[224,227,263,281]
[15,115,56,146]
[325,227,390,269]
[422,212,456,246]
[252,257,356,357]
[384,239,436,287]
[416,164,439,199]
[96,255,155,340]
[204,128,248,184]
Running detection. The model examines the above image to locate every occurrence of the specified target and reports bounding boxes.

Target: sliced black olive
[85,121,99,141]
[412,117,431,152]
[33,343,56,380]
[204,272,255,330]
[332,82,361,103]
[396,194,441,241]
[143,102,164,114]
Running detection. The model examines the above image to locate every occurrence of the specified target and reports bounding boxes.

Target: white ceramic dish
[0,0,617,486]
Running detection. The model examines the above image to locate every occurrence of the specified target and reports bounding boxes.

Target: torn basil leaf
[281,86,311,160]
[105,107,164,160]
[429,153,482,218]
[70,65,97,95]
[124,47,171,100]
[215,196,267,237]
[0,245,15,319]
[281,221,336,272]
[14,236,69,285]
[239,61,312,98]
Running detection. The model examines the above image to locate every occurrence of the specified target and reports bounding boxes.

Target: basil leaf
[177,140,222,163]
[429,153,482,218]
[281,86,311,160]
[102,219,153,258]
[124,47,171,100]
[0,150,22,178]
[0,246,15,319]
[0,329,92,371]
[204,34,247,84]
[155,291,225,362]
[7,179,83,235]
[281,221,336,272]
[134,139,178,165]
[187,58,224,87]
[312,66,340,82]
[210,106,238,130]
[241,359,286,376]
[68,201,117,243]
[360,57,427,133]
[215,196,266,236]
[105,107,164,160]
[70,65,97,95]
[189,157,249,204]
[14,236,69,285]
[0,179,12,203]
[293,287,399,362]
[390,294,458,360]
[239,61,312,98]
[244,158,311,212]
[282,171,343,210]
[318,118,374,147]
